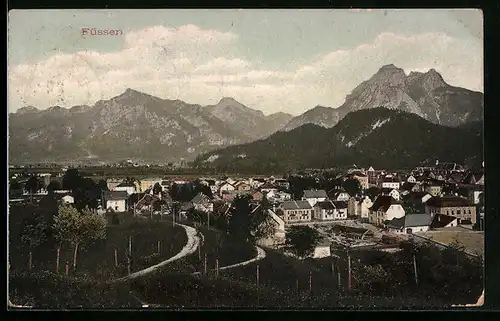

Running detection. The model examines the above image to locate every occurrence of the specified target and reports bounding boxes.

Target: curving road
[192,246,266,276]
[109,223,201,284]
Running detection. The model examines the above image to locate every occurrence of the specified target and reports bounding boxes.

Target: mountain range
[194,107,483,173]
[8,90,292,163]
[282,64,483,131]
[8,64,483,165]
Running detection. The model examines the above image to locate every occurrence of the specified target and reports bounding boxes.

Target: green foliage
[25,175,41,198]
[228,195,253,242]
[46,180,61,194]
[342,178,361,196]
[285,226,322,258]
[250,198,277,241]
[153,182,162,195]
[196,108,483,172]
[52,204,107,249]
[20,213,49,249]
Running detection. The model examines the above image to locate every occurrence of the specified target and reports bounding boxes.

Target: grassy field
[9,209,187,280]
[157,221,257,275]
[8,203,190,307]
[416,227,484,256]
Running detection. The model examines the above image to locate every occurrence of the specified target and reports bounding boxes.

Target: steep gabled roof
[426,196,473,208]
[191,192,211,204]
[281,200,312,210]
[332,201,348,209]
[405,213,432,227]
[315,200,336,210]
[104,191,129,201]
[430,213,458,228]
[370,195,401,212]
[304,189,328,198]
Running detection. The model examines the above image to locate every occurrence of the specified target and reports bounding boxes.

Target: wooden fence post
[114,248,118,267]
[309,270,312,292]
[413,253,419,286]
[337,272,341,288]
[157,241,161,254]
[56,247,60,273]
[128,236,132,275]
[256,264,260,287]
[204,253,207,274]
[215,258,219,279]
[28,251,32,272]
[65,261,69,276]
[347,251,352,291]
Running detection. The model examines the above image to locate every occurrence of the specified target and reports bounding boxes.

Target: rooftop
[281,200,313,210]
[303,189,328,199]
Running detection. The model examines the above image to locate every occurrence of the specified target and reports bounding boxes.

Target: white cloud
[8,26,482,115]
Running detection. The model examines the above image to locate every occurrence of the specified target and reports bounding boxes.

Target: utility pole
[215,258,219,279]
[309,270,312,292]
[115,248,118,267]
[256,264,260,287]
[172,203,175,227]
[207,210,210,229]
[347,248,352,291]
[128,236,132,275]
[157,241,161,255]
[204,253,207,274]
[413,252,419,286]
[56,247,60,273]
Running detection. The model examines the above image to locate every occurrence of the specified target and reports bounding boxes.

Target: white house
[190,192,214,213]
[381,180,401,190]
[279,201,314,224]
[369,196,405,226]
[313,239,332,259]
[302,189,328,207]
[407,175,417,183]
[332,201,348,219]
[104,191,128,212]
[314,201,337,220]
[61,195,74,204]
[256,209,286,247]
[219,182,235,196]
[381,188,401,201]
[334,191,351,202]
[386,214,432,234]
[114,182,136,196]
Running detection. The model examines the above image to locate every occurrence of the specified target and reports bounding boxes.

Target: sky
[7,9,483,115]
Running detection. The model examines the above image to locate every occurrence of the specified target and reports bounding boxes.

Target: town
[8,160,484,308]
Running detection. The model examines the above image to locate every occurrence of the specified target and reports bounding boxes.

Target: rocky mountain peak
[16,106,39,114]
[420,68,446,90]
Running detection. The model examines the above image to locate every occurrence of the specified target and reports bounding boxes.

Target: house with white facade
[381,178,401,190]
[332,201,348,219]
[407,175,417,183]
[348,196,373,220]
[385,213,432,234]
[256,209,286,248]
[114,182,136,196]
[381,188,401,201]
[333,191,351,202]
[302,189,328,207]
[61,195,74,204]
[219,182,235,196]
[313,238,332,259]
[314,201,337,220]
[190,192,214,213]
[369,195,405,226]
[279,200,313,224]
[104,191,128,212]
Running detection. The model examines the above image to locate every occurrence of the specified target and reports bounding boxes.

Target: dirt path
[192,246,266,276]
[109,223,200,284]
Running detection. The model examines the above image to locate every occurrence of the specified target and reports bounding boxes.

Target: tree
[227,195,253,242]
[250,197,276,241]
[97,179,108,192]
[285,226,322,258]
[62,168,82,191]
[365,187,381,200]
[342,178,361,197]
[52,204,107,272]
[153,182,162,196]
[73,178,100,210]
[20,213,49,250]
[46,180,61,195]
[24,175,40,203]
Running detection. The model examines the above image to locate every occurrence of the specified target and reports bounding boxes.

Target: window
[457,210,461,215]
[469,209,472,214]
[451,210,455,215]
